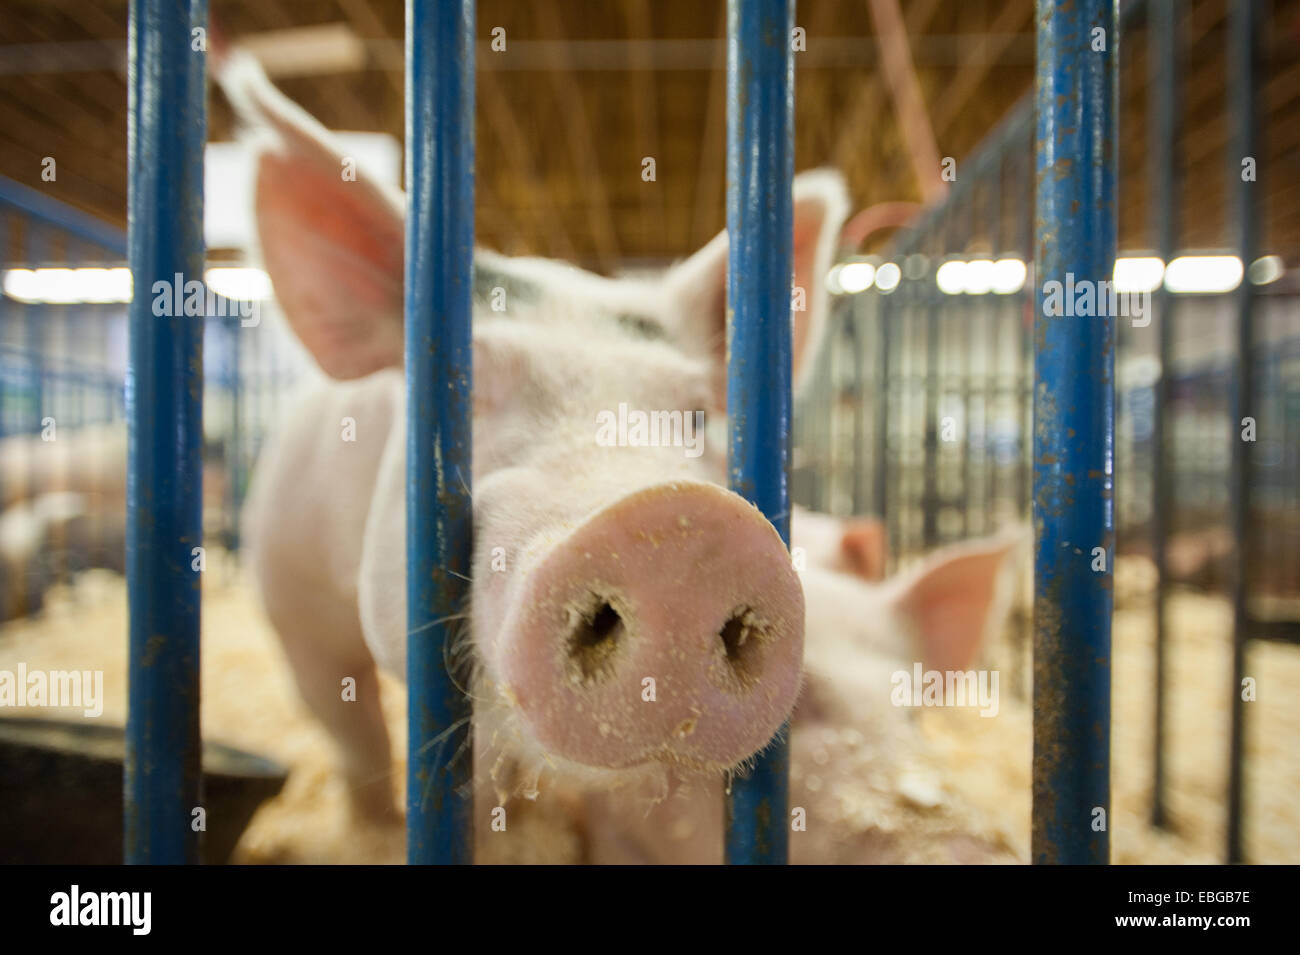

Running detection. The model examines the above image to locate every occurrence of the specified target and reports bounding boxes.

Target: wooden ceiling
[1,0,1298,271]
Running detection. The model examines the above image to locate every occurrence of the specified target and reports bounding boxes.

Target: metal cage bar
[124,0,208,864]
[405,0,476,865]
[724,0,795,866]
[1148,0,1179,832]
[0,177,128,258]
[1225,0,1263,868]
[1030,0,1117,865]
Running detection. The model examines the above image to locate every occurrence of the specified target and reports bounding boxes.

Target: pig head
[220,51,847,816]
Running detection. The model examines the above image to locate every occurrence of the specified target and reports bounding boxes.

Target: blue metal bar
[1031,0,1117,865]
[1147,0,1179,831]
[405,0,475,865]
[125,0,207,865]
[724,0,794,866]
[1226,0,1263,867]
[0,176,128,258]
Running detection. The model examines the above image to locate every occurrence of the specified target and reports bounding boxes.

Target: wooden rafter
[534,0,620,271]
[624,0,668,252]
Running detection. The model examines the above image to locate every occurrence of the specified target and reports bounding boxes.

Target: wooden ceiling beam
[828,0,944,206]
[931,0,1031,136]
[688,4,727,249]
[477,66,579,260]
[534,0,620,271]
[800,0,842,163]
[624,0,667,252]
[865,0,946,205]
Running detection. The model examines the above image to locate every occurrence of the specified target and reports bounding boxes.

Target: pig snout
[492,480,804,773]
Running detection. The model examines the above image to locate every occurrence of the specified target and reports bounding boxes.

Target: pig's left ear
[885,528,1026,672]
[214,50,406,379]
[664,169,850,402]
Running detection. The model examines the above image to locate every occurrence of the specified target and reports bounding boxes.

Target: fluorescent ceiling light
[935,260,966,295]
[3,267,132,304]
[1113,256,1164,294]
[990,258,1027,294]
[836,261,876,294]
[963,259,995,295]
[874,262,901,292]
[1248,255,1284,285]
[205,267,273,301]
[1164,255,1242,294]
[2,266,272,304]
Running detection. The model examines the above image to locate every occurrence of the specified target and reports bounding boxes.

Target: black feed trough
[0,716,287,864]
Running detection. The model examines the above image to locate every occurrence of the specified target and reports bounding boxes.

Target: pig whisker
[406,605,494,702]
[442,627,496,707]
[406,611,470,639]
[410,714,477,810]
[403,606,487,705]
[412,713,473,763]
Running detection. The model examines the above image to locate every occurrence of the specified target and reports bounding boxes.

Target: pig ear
[664,169,850,402]
[214,50,405,379]
[788,170,851,392]
[887,528,1025,672]
[840,517,888,582]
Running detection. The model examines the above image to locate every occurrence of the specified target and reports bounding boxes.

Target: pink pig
[219,51,1020,861]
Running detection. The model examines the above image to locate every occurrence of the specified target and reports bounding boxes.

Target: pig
[0,425,127,512]
[0,487,127,622]
[217,49,1021,861]
[0,425,129,619]
[0,426,231,620]
[0,493,88,618]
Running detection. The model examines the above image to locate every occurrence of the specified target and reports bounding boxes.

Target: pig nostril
[719,607,767,687]
[566,597,626,685]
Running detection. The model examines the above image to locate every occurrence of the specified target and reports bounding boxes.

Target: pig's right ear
[663,169,850,405]
[214,50,405,379]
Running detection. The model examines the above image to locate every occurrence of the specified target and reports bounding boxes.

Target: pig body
[0,493,80,618]
[0,425,127,512]
[240,373,403,817]
[0,426,233,620]
[220,49,1020,861]
[0,426,131,618]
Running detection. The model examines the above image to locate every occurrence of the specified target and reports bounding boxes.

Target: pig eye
[566,595,627,685]
[472,263,541,313]
[614,312,669,341]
